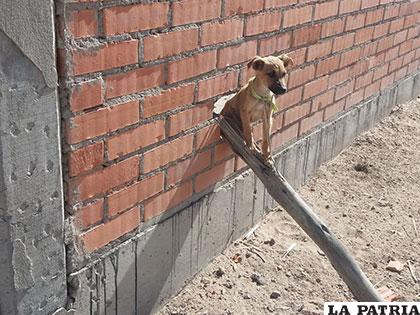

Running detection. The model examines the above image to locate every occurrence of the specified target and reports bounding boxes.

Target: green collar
[250,78,278,112]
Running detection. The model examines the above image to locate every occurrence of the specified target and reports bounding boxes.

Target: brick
[393,30,408,46]
[74,199,103,230]
[143,28,199,61]
[321,19,345,38]
[288,64,316,88]
[303,76,329,99]
[214,142,235,162]
[377,35,394,53]
[195,124,221,150]
[364,80,381,98]
[299,110,323,135]
[373,63,389,81]
[69,156,139,203]
[365,8,384,26]
[394,66,408,81]
[144,181,193,220]
[143,84,195,118]
[345,13,366,31]
[108,173,164,217]
[107,120,165,160]
[388,56,403,73]
[71,40,138,76]
[316,55,340,76]
[195,159,235,192]
[402,51,415,66]
[68,9,97,38]
[407,25,420,40]
[198,71,239,101]
[314,1,338,20]
[335,79,355,100]
[345,88,364,108]
[361,0,379,9]
[373,22,390,39]
[69,142,104,177]
[67,101,139,144]
[168,50,217,83]
[173,0,221,25]
[355,26,374,45]
[384,4,400,20]
[361,41,378,58]
[217,41,257,68]
[332,33,355,53]
[350,59,370,77]
[286,47,307,66]
[245,11,282,36]
[339,0,361,14]
[283,6,313,28]
[201,19,244,46]
[385,46,399,62]
[265,0,297,8]
[355,71,374,90]
[259,33,292,56]
[81,206,140,251]
[272,113,284,132]
[284,102,311,126]
[292,24,322,47]
[276,86,303,109]
[143,135,194,173]
[328,67,351,88]
[389,17,405,33]
[225,0,264,15]
[404,14,418,29]
[167,150,211,185]
[340,47,362,68]
[69,79,103,112]
[168,103,213,136]
[312,89,335,112]
[105,64,164,99]
[307,40,332,61]
[271,123,299,149]
[324,99,345,120]
[103,2,168,35]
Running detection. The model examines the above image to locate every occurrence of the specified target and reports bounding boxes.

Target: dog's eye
[268,71,276,78]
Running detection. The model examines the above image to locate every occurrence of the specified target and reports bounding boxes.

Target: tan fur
[221,54,294,161]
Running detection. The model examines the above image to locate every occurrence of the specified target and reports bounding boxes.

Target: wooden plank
[216,115,383,302]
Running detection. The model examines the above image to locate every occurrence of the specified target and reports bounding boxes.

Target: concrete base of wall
[68,71,420,315]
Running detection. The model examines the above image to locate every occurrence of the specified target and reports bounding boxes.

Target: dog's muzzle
[269,84,287,95]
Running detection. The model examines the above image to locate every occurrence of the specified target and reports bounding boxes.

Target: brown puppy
[221,54,294,161]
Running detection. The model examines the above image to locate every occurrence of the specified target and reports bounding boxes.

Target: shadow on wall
[76,129,267,315]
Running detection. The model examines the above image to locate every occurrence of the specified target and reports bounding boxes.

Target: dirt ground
[158,97,420,315]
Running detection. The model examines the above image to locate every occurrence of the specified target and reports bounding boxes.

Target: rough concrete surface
[68,71,420,314]
[0,0,67,313]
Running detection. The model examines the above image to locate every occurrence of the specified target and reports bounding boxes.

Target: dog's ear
[247,56,265,71]
[278,54,294,68]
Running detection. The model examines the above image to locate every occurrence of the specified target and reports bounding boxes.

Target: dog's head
[247,54,294,95]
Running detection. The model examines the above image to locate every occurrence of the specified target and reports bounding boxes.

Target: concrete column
[0,1,67,314]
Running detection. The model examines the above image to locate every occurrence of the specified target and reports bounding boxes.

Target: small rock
[223,282,233,289]
[342,212,348,217]
[325,204,330,209]
[214,267,225,278]
[250,273,266,286]
[242,292,251,300]
[386,260,405,273]
[372,262,378,269]
[267,306,275,313]
[276,265,283,271]
[270,291,281,299]
[264,238,276,246]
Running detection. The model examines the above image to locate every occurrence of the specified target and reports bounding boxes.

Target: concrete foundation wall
[0,1,67,314]
[68,72,420,314]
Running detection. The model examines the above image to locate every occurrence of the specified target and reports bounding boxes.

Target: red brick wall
[57,0,420,253]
